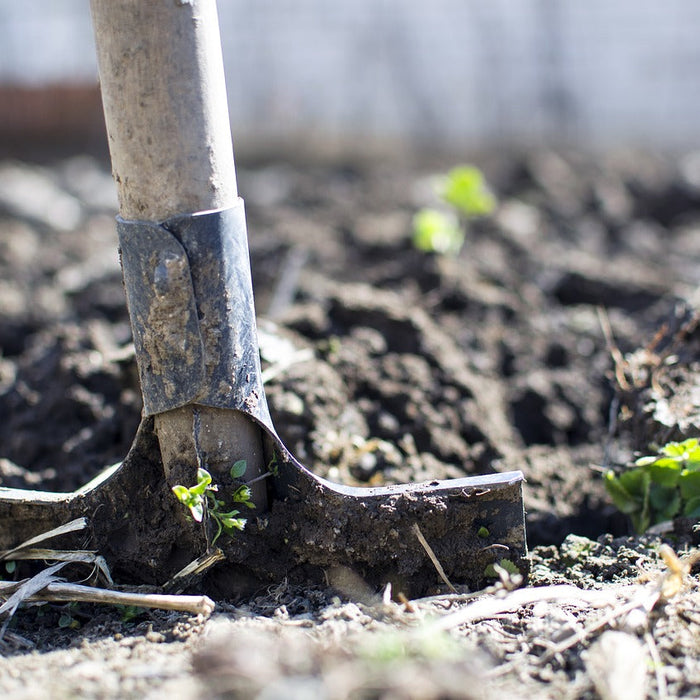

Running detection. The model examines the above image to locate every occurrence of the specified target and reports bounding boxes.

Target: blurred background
[1,0,700,159]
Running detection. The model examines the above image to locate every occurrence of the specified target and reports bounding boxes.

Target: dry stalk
[165,548,226,592]
[13,581,216,616]
[429,584,620,632]
[598,304,700,399]
[0,518,89,561]
[412,523,457,593]
[0,519,216,638]
[597,307,632,392]
[644,630,668,700]
[431,543,698,680]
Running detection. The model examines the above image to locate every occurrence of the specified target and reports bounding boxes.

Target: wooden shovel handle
[90,0,238,220]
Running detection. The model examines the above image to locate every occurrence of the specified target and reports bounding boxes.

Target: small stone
[146,629,166,644]
[585,631,648,700]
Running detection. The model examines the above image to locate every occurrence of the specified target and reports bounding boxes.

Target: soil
[0,148,699,698]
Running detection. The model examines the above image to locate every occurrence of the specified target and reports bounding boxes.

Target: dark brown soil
[0,149,699,698]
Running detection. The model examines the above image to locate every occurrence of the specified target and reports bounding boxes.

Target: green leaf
[221,516,246,532]
[230,460,247,480]
[604,470,645,514]
[477,526,490,538]
[605,469,653,532]
[648,483,681,521]
[660,440,690,458]
[216,508,241,519]
[412,208,464,255]
[682,495,700,518]
[58,613,79,630]
[656,438,700,469]
[484,559,520,578]
[171,485,190,503]
[440,166,496,218]
[631,510,651,535]
[189,468,212,496]
[618,468,651,498]
[118,605,145,622]
[189,500,204,523]
[233,485,255,508]
[646,460,682,487]
[679,470,700,500]
[649,456,683,469]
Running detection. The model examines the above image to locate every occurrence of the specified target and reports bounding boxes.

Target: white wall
[0,1,97,85]
[1,0,700,150]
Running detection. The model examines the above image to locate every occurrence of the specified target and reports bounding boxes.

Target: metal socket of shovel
[0,1,527,596]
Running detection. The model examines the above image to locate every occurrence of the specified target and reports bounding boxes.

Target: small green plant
[58,603,81,630]
[116,605,145,623]
[412,165,496,255]
[605,437,700,533]
[441,165,497,218]
[360,627,462,665]
[484,559,520,579]
[268,452,280,478]
[172,460,255,545]
[412,209,463,256]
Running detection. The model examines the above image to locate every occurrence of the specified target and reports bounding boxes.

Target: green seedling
[172,461,255,545]
[117,605,146,623]
[605,437,700,533]
[412,165,496,255]
[360,627,462,665]
[441,165,497,218]
[267,452,280,478]
[484,559,521,579]
[58,602,81,630]
[412,209,463,255]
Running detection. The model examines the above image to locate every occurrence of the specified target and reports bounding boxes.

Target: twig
[537,591,655,664]
[412,524,457,593]
[0,579,215,616]
[645,631,668,700]
[0,548,112,585]
[165,548,225,592]
[244,471,273,486]
[0,562,69,639]
[0,629,34,651]
[597,306,631,391]
[0,518,88,561]
[430,584,623,632]
[0,564,68,616]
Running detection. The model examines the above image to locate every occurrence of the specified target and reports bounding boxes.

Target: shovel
[0,1,527,596]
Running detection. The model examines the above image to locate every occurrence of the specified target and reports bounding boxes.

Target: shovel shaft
[90,0,237,219]
[90,0,268,509]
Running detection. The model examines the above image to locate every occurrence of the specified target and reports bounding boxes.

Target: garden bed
[0,148,698,698]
